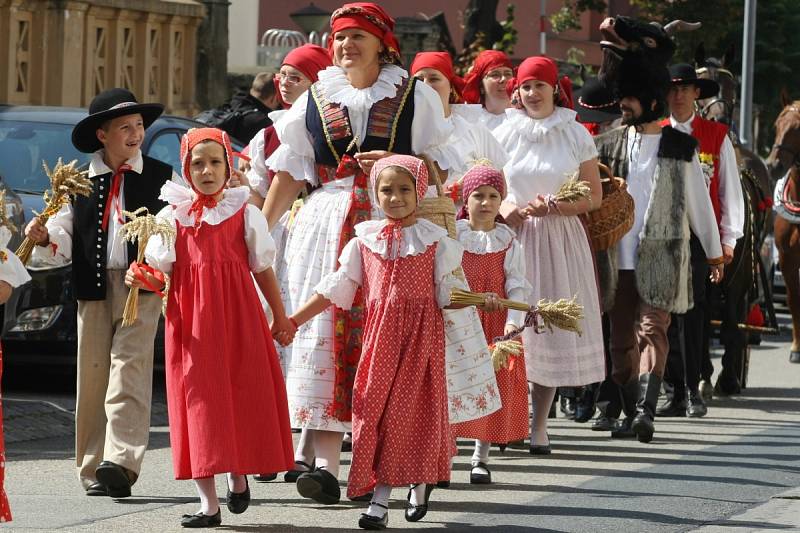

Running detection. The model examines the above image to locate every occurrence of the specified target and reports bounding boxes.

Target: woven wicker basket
[416,156,458,239]
[582,163,634,251]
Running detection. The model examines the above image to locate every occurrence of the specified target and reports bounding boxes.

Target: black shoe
[181,509,222,528]
[505,439,527,450]
[436,480,450,488]
[631,373,661,443]
[226,476,250,514]
[686,390,708,418]
[95,461,133,498]
[296,468,341,505]
[714,376,742,396]
[253,473,277,482]
[529,443,551,455]
[349,491,373,502]
[470,462,492,484]
[559,395,576,420]
[284,460,314,483]
[358,502,388,530]
[405,484,434,522]
[591,416,617,432]
[86,481,107,496]
[610,416,635,438]
[341,433,353,453]
[574,387,597,423]
[655,395,687,417]
[791,351,800,364]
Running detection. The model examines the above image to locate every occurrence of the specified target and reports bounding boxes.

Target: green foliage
[493,3,518,54]
[549,0,607,34]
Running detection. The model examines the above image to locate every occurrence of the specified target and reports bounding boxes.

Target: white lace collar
[159,181,250,227]
[356,217,447,259]
[316,64,407,113]
[504,106,577,143]
[456,219,515,254]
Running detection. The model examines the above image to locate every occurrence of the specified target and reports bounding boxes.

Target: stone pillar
[195,0,230,110]
[40,1,88,106]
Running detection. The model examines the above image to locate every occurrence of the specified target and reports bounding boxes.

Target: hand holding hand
[523,195,551,218]
[271,315,298,347]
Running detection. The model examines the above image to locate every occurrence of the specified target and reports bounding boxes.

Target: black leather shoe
[253,473,277,482]
[686,390,708,418]
[358,502,389,530]
[610,416,635,438]
[95,461,133,498]
[790,351,800,364]
[470,462,492,484]
[591,416,618,432]
[284,460,314,483]
[226,476,250,514]
[181,509,222,528]
[436,480,450,488]
[529,443,551,455]
[714,376,742,396]
[296,468,340,505]
[86,481,107,496]
[655,395,687,417]
[405,484,434,522]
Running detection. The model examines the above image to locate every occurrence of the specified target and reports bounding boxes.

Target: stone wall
[0,0,205,116]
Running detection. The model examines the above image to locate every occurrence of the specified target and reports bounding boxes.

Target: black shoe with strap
[405,483,434,522]
[284,460,314,483]
[358,502,389,530]
[226,476,250,514]
[470,462,492,484]
[296,467,341,505]
[181,509,222,528]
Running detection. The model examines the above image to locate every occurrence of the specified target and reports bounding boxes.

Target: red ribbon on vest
[130,261,166,298]
[101,164,131,232]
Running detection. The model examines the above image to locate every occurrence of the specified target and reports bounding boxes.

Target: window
[146,130,181,171]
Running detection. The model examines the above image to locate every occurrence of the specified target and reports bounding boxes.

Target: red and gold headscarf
[328,3,401,64]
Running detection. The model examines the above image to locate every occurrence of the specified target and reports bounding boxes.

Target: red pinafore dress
[165,206,295,479]
[451,245,529,443]
[347,242,452,498]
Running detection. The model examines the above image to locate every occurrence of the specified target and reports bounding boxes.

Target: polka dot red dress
[451,222,530,443]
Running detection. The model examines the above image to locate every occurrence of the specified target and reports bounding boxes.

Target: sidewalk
[689,487,800,532]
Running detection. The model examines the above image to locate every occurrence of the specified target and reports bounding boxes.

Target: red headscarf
[282,44,332,83]
[514,56,574,110]
[410,51,466,101]
[456,163,507,221]
[180,127,234,224]
[328,3,401,64]
[462,50,513,105]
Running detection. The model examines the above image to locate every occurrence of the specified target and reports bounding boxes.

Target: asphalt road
[1,319,799,532]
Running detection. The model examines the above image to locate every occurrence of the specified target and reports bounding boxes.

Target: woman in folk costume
[462,50,515,132]
[410,51,509,196]
[494,56,605,454]
[132,127,295,528]
[290,155,502,530]
[0,223,32,522]
[449,164,531,484]
[261,2,454,505]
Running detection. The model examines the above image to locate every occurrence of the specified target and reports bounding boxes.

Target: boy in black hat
[24,88,174,498]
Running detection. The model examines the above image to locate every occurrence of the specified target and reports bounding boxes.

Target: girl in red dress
[450,164,532,485]
[127,127,296,528]
[290,154,502,530]
[0,223,33,522]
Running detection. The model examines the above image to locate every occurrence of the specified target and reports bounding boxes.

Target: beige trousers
[74,270,161,489]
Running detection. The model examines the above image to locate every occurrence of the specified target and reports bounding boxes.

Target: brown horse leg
[774,218,800,351]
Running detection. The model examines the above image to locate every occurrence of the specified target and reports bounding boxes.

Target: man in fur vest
[594,63,725,443]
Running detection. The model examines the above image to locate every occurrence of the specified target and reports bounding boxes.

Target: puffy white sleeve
[476,124,510,169]
[0,227,31,287]
[410,82,456,169]
[685,155,724,263]
[504,239,532,327]
[570,121,600,163]
[314,238,362,310]
[265,91,318,186]
[144,206,178,274]
[244,204,277,273]
[30,202,73,266]
[717,136,745,248]
[245,128,270,198]
[434,237,468,308]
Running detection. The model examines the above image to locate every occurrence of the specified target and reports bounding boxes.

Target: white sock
[294,428,314,469]
[472,440,491,474]
[227,472,246,493]
[314,430,343,478]
[409,483,428,506]
[367,483,391,517]
[194,477,219,515]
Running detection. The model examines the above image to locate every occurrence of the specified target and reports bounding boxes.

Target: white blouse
[495,107,598,206]
[0,227,31,288]
[144,182,276,275]
[315,218,467,310]
[245,109,289,198]
[456,219,531,327]
[477,106,509,133]
[266,64,453,186]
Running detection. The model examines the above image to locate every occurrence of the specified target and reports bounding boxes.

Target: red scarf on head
[282,44,332,84]
[462,50,513,104]
[515,55,575,110]
[328,3,401,64]
[180,127,234,225]
[410,51,466,101]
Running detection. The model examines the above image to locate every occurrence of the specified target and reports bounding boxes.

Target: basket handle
[419,154,446,198]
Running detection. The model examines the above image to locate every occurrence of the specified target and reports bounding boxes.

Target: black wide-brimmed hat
[575,77,621,123]
[72,88,164,153]
[668,63,720,100]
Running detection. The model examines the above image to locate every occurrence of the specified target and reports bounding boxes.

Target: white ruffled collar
[504,106,577,142]
[356,217,447,259]
[316,64,407,113]
[456,219,515,254]
[450,104,485,123]
[159,181,250,227]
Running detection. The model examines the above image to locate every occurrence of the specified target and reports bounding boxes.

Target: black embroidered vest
[72,155,172,300]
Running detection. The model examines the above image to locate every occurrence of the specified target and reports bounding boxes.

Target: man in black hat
[657,63,745,417]
[593,61,725,443]
[25,88,174,498]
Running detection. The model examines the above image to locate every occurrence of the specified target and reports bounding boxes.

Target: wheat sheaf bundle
[119,208,176,326]
[554,173,592,203]
[16,159,92,264]
[488,339,523,371]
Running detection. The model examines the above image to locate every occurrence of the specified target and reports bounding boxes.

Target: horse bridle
[771,105,800,168]
[697,67,736,123]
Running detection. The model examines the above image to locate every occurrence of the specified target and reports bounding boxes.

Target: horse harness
[697,66,736,124]
[771,105,800,169]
